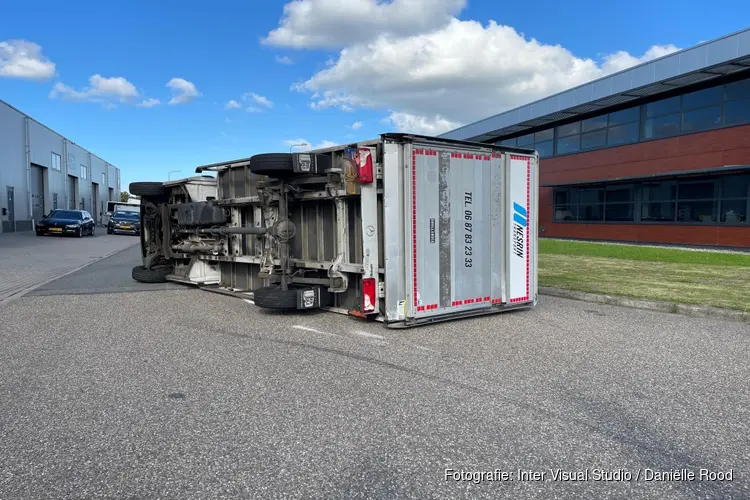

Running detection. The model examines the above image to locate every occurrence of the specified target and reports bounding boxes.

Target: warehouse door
[68,175,76,209]
[4,186,15,232]
[91,182,99,224]
[31,165,45,222]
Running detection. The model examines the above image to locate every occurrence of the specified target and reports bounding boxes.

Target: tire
[90,225,95,236]
[248,153,295,177]
[107,228,113,234]
[36,230,44,236]
[129,182,165,197]
[76,228,82,238]
[131,265,172,284]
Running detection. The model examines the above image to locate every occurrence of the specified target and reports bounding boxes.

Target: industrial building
[0,99,121,233]
[441,28,750,248]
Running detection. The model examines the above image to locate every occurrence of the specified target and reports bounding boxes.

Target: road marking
[415,345,438,353]
[292,325,341,337]
[351,330,385,340]
[244,299,255,305]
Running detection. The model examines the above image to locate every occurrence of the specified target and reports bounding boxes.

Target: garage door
[31,165,44,222]
[68,175,76,209]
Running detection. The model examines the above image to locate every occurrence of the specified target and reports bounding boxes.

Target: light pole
[168,170,181,180]
[289,143,308,153]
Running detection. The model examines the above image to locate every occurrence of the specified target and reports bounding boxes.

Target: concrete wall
[0,99,122,232]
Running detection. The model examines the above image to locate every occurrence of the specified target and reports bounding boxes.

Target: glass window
[51,152,61,171]
[643,182,677,201]
[579,188,604,204]
[605,203,635,221]
[646,96,681,118]
[497,138,517,147]
[725,79,750,102]
[556,121,581,137]
[725,97,750,126]
[555,205,578,221]
[581,129,607,150]
[534,129,553,142]
[582,115,608,132]
[606,186,634,203]
[516,133,534,147]
[677,201,716,222]
[643,113,681,139]
[722,175,749,199]
[578,204,604,221]
[682,105,721,133]
[720,199,747,223]
[554,189,570,205]
[607,122,639,146]
[641,202,676,221]
[682,86,724,109]
[535,140,554,158]
[608,107,639,126]
[678,180,715,200]
[556,135,580,155]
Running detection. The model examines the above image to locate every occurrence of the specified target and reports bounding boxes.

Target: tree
[120,191,130,202]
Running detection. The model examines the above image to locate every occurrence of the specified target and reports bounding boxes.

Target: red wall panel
[538,124,750,247]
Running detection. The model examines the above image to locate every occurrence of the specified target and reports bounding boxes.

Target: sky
[1,0,749,190]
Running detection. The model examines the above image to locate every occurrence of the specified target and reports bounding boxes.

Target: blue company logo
[512,202,527,259]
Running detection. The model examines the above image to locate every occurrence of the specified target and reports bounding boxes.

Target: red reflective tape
[492,153,501,158]
[526,158,530,301]
[417,306,425,312]
[476,297,482,302]
[412,150,418,308]
[484,296,491,301]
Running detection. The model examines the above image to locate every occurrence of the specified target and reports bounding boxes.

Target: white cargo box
[180,133,538,328]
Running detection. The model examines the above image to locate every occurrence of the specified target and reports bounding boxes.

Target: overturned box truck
[130,134,538,328]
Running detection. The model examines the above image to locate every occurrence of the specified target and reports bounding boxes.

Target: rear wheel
[248,153,295,177]
[129,182,165,197]
[132,265,173,283]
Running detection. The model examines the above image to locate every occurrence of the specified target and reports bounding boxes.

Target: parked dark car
[107,210,141,235]
[36,209,96,237]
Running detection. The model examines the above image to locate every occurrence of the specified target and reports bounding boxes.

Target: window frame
[552,174,749,226]
[491,77,750,160]
[51,152,62,171]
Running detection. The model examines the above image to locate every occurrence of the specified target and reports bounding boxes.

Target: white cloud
[283,9,680,134]
[167,77,201,105]
[0,40,56,81]
[49,74,142,107]
[385,112,461,135]
[137,98,160,108]
[226,99,242,109]
[602,44,680,74]
[349,121,363,130]
[246,106,263,113]
[284,138,338,151]
[263,0,466,49]
[275,55,294,65]
[243,92,274,108]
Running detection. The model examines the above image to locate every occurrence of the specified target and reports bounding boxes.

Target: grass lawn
[538,239,750,312]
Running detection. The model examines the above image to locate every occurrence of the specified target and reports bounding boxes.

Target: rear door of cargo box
[405,140,535,322]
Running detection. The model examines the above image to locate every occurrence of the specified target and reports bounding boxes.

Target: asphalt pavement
[0,249,748,499]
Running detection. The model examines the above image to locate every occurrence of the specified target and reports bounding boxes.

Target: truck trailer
[129,133,539,328]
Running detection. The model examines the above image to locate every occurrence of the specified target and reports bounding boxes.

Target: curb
[539,286,750,324]
[0,241,140,308]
